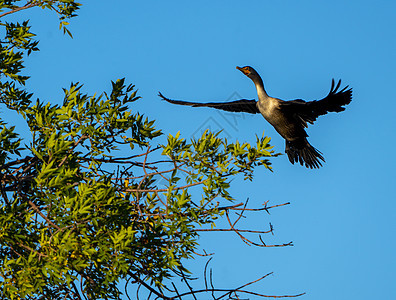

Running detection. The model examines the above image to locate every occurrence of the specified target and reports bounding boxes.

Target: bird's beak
[236,66,250,76]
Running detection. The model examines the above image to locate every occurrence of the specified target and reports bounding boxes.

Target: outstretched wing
[280,79,352,128]
[158,92,260,114]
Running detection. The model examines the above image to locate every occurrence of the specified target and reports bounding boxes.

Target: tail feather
[285,139,325,169]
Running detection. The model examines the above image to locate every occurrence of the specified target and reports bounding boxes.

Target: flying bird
[159,66,352,169]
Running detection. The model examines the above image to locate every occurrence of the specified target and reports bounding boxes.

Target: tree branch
[195,227,273,234]
[128,272,171,300]
[28,200,61,231]
[0,2,40,19]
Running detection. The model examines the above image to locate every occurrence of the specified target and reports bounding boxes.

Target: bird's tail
[285,139,325,169]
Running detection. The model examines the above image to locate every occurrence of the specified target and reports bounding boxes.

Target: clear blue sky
[7,1,396,299]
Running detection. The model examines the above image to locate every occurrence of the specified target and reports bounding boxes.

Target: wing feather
[280,79,352,128]
[158,92,260,114]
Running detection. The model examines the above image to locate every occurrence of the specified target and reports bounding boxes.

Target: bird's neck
[252,76,269,102]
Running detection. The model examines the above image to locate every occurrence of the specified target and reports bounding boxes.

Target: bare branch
[180,271,197,300]
[195,228,273,234]
[0,2,40,19]
[204,257,213,290]
[170,286,305,299]
[218,200,291,212]
[171,282,182,300]
[193,249,214,257]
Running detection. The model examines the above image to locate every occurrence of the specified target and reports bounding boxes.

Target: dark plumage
[159,66,352,169]
[158,92,259,114]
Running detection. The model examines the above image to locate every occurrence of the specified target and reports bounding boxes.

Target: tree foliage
[0,2,303,299]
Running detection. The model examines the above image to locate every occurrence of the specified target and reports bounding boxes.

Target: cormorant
[159,66,352,169]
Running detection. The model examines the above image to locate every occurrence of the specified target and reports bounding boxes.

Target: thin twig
[71,281,83,300]
[218,201,290,212]
[28,200,61,230]
[170,287,305,299]
[193,249,214,257]
[236,202,291,212]
[204,257,213,290]
[180,271,197,300]
[232,198,249,227]
[195,228,273,234]
[217,272,273,300]
[128,272,171,300]
[171,282,182,300]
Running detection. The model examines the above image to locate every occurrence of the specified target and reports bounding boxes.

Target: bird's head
[236,66,258,79]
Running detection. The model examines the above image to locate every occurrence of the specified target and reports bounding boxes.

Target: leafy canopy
[0,2,300,300]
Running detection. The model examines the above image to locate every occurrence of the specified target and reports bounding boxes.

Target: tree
[0,2,303,299]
